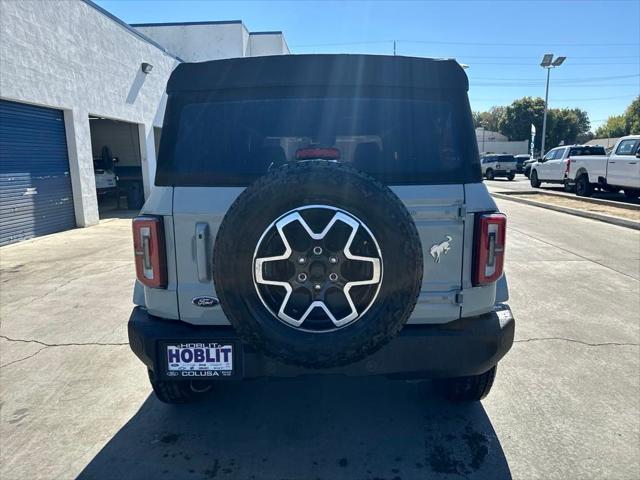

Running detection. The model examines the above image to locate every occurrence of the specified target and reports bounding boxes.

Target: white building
[475,127,529,156]
[0,0,289,246]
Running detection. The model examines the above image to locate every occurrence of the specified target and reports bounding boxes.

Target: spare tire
[213,161,422,368]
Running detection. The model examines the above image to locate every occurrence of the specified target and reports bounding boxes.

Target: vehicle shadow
[78,376,511,480]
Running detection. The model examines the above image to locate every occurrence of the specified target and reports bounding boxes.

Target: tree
[473,106,505,132]
[593,96,640,138]
[595,115,627,138]
[546,108,591,147]
[624,96,640,134]
[497,97,546,151]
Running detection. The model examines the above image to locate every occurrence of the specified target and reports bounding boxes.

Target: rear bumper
[128,304,515,380]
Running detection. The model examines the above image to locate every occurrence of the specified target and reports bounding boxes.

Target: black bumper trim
[128,305,515,380]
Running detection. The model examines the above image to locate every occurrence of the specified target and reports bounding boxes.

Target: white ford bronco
[128,54,515,404]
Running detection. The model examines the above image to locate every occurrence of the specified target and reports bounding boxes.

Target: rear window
[156,96,480,186]
[496,155,515,162]
[569,146,606,156]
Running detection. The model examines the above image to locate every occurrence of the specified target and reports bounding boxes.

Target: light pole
[539,53,566,157]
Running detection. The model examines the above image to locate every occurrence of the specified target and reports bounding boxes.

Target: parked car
[127,54,515,404]
[94,146,118,196]
[94,167,117,195]
[514,154,530,173]
[529,145,606,190]
[523,157,538,178]
[564,136,640,198]
[481,154,517,180]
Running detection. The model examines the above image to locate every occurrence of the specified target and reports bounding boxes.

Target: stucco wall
[0,0,178,226]
[249,33,290,56]
[133,22,246,62]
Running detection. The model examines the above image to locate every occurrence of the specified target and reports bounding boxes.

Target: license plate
[506,170,511,173]
[166,343,234,378]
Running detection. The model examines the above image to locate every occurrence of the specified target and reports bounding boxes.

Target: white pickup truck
[565,135,640,198]
[530,137,640,199]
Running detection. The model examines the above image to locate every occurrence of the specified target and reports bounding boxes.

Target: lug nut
[314,283,322,291]
[329,273,338,282]
[313,246,323,255]
[297,257,306,264]
[298,273,307,282]
[329,257,338,264]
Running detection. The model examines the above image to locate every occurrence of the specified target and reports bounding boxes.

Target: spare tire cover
[213,161,423,368]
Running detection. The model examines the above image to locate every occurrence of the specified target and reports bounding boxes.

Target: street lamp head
[552,56,566,66]
[540,53,554,67]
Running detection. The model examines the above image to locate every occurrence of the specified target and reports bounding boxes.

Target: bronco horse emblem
[430,235,452,263]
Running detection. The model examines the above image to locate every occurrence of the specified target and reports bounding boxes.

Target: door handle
[195,223,210,282]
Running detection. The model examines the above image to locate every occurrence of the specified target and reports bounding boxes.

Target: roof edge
[130,20,243,27]
[80,0,182,61]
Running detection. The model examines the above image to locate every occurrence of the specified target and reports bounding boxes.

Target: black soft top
[167,54,469,93]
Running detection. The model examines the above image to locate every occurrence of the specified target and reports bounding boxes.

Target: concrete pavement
[486,176,640,205]
[1,201,639,479]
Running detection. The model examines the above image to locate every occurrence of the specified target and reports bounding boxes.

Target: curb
[492,192,640,231]
[492,188,640,211]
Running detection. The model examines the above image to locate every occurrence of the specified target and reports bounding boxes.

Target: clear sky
[96,0,640,131]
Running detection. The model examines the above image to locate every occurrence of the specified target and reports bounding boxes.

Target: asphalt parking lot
[1,199,639,480]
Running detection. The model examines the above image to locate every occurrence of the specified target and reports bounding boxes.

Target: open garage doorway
[89,117,144,218]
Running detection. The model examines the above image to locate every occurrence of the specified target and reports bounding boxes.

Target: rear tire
[624,189,639,200]
[507,173,515,181]
[149,371,212,404]
[530,170,541,188]
[485,169,494,180]
[436,366,497,402]
[575,174,593,197]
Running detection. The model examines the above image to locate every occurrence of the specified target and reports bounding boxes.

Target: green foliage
[473,96,640,154]
[475,97,591,154]
[595,115,627,138]
[473,106,505,132]
[497,97,546,150]
[590,96,639,138]
[624,96,640,134]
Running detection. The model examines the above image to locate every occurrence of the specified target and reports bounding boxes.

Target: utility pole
[393,40,396,56]
[541,67,551,157]
[539,54,566,158]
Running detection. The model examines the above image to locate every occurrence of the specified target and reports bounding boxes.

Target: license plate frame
[160,340,242,380]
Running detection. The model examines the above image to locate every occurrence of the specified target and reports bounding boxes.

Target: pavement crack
[0,346,48,369]
[23,264,131,305]
[0,335,128,369]
[509,226,639,281]
[515,337,639,347]
[0,335,127,348]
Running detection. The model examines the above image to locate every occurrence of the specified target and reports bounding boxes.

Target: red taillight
[565,158,571,176]
[132,216,167,289]
[473,213,506,286]
[295,147,341,160]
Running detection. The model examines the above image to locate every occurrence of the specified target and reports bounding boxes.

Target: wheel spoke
[253,206,383,330]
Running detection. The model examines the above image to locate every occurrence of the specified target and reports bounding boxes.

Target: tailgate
[392,185,465,324]
[172,185,466,325]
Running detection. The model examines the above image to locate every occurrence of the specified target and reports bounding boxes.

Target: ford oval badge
[192,296,219,308]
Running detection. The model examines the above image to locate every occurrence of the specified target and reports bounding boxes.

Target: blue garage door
[0,99,76,246]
